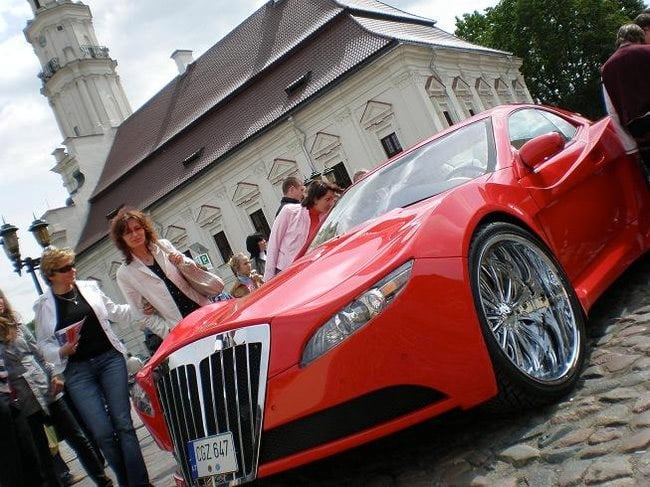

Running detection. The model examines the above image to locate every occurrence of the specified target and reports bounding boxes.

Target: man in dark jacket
[275,176,306,216]
[601,23,650,173]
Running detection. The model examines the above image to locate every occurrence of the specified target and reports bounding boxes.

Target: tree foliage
[454,0,647,118]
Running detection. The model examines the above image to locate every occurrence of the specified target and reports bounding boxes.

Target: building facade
[27,0,532,355]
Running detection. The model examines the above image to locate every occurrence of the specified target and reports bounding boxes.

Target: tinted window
[311,118,496,248]
[508,108,577,149]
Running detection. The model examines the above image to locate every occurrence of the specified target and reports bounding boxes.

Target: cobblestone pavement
[67,254,650,486]
[256,254,650,487]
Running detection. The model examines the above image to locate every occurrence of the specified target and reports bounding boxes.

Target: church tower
[23,0,131,247]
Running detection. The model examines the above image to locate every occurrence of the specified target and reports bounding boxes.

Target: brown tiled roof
[77,0,509,253]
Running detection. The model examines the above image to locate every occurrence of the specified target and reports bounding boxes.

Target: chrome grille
[155,325,270,486]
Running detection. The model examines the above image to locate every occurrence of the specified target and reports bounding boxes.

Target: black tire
[469,222,586,410]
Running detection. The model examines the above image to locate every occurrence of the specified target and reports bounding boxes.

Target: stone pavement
[63,255,650,486]
[61,410,177,487]
[257,255,650,486]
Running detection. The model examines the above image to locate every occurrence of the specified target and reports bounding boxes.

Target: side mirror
[519,132,565,169]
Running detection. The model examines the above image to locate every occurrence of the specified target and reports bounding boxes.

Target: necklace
[56,288,78,305]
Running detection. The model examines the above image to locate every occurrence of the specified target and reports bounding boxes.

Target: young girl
[228,252,264,298]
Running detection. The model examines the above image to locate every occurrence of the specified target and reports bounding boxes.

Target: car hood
[148,196,442,375]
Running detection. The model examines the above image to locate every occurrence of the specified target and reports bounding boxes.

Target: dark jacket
[601,43,650,127]
[275,196,301,216]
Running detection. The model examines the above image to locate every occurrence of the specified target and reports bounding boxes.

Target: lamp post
[0,217,51,295]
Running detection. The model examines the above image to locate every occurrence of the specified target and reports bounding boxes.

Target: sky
[0,0,498,321]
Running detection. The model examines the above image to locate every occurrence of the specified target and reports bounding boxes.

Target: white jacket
[116,239,209,338]
[34,280,130,375]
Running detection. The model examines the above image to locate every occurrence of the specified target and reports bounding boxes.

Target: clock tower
[23,0,132,247]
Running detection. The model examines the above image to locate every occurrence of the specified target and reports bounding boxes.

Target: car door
[511,107,630,281]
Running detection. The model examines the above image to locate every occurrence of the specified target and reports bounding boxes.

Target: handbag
[176,261,224,297]
[158,240,224,297]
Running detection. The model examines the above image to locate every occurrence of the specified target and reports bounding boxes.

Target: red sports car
[133,104,650,486]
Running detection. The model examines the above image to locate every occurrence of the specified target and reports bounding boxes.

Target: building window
[249,209,270,238]
[183,250,192,260]
[443,111,454,126]
[213,231,233,262]
[324,162,352,189]
[380,132,403,158]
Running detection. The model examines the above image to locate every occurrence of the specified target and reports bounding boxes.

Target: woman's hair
[40,246,76,284]
[245,233,265,259]
[302,180,340,208]
[616,23,645,47]
[227,252,249,276]
[110,208,159,264]
[0,288,19,342]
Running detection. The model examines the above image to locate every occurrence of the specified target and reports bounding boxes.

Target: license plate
[187,432,238,479]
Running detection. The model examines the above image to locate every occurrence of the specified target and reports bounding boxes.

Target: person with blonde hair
[33,247,150,487]
[110,207,222,339]
[228,252,264,298]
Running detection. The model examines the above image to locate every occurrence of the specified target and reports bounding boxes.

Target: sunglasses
[52,263,75,274]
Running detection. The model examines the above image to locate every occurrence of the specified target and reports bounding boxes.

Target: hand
[59,337,79,358]
[250,271,264,286]
[168,252,184,266]
[50,376,65,396]
[142,302,156,315]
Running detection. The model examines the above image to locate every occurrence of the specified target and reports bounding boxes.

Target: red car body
[134,104,650,486]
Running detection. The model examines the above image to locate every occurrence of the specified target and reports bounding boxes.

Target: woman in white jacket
[34,246,150,487]
[110,208,221,339]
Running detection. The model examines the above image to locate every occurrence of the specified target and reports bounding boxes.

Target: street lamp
[0,217,51,295]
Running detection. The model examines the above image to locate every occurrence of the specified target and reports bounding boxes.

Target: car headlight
[131,381,154,416]
[301,260,413,366]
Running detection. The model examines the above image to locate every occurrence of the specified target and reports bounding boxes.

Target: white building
[26,0,532,355]
[24,0,132,248]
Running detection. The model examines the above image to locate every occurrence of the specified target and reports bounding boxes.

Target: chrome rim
[476,234,580,384]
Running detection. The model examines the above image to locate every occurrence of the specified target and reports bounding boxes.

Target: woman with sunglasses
[33,247,150,487]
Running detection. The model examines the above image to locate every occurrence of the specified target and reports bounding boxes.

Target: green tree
[455,0,647,118]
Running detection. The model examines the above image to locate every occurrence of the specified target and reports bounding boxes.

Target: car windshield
[310,118,496,249]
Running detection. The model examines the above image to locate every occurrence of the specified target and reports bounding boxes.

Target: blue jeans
[64,349,149,487]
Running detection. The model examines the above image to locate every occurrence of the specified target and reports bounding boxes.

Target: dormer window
[285,71,311,96]
[181,147,204,166]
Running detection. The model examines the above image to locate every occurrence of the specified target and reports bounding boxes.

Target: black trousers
[27,397,112,487]
[0,393,47,487]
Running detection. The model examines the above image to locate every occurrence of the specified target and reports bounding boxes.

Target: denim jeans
[64,349,149,487]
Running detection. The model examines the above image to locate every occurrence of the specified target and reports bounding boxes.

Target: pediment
[268,159,298,185]
[425,76,446,97]
[165,224,188,247]
[360,100,393,129]
[512,79,526,96]
[475,77,492,96]
[196,204,222,227]
[310,132,341,160]
[494,77,510,94]
[232,181,260,206]
[452,77,471,94]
